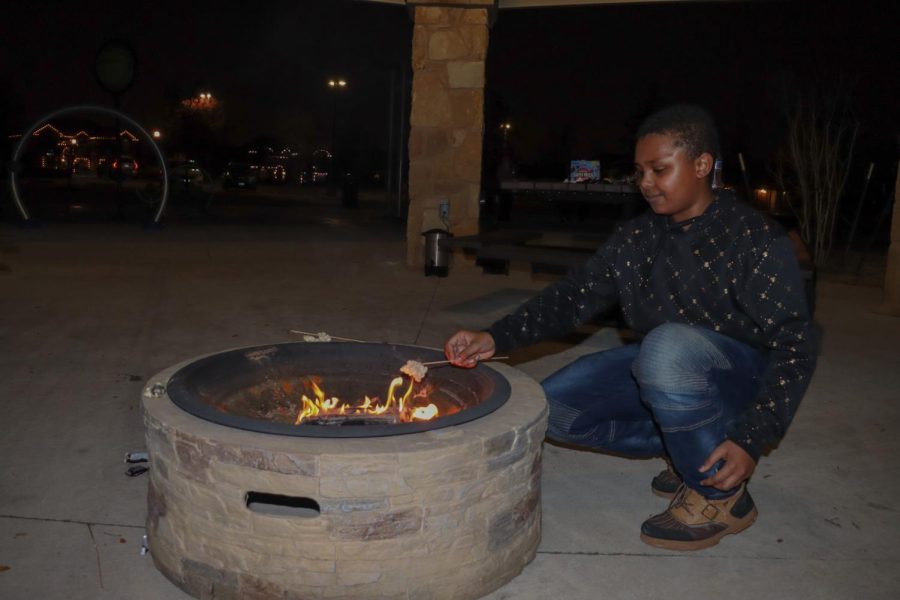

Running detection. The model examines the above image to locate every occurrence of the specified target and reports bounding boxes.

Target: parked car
[169,161,205,187]
[109,155,138,179]
[165,160,215,210]
[222,162,257,189]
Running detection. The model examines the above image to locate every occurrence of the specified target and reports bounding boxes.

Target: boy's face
[634,133,714,223]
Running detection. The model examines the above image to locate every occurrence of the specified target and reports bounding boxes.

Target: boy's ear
[695,152,714,178]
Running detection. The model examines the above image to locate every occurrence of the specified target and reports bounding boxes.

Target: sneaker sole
[639,506,758,551]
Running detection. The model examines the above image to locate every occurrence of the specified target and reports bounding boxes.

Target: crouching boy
[444,105,818,550]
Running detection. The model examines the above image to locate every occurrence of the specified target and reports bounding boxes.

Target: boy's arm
[728,234,819,461]
[486,248,620,353]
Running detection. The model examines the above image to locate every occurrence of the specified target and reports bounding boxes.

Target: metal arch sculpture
[8,105,169,224]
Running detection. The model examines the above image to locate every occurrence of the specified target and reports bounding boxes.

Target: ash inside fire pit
[164,342,510,437]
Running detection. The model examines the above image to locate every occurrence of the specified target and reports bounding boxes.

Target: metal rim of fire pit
[164,342,511,438]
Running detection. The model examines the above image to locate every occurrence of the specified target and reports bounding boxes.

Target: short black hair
[636,105,720,159]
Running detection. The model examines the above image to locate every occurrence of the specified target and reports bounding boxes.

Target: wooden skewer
[420,356,509,366]
[288,330,368,343]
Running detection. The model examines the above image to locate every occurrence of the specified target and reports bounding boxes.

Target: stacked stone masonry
[406,4,489,266]
[143,362,548,600]
[877,158,900,315]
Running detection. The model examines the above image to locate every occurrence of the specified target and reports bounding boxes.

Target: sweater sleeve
[486,242,621,353]
[727,234,819,460]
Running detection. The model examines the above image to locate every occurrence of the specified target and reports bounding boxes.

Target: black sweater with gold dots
[487,191,818,461]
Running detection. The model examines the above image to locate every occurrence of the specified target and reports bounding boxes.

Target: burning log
[305,414,401,427]
[293,376,435,425]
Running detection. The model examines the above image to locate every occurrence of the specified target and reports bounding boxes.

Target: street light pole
[327,78,347,185]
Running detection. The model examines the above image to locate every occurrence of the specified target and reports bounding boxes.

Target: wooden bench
[439,230,541,251]
[474,244,594,275]
[442,230,595,275]
[442,230,817,313]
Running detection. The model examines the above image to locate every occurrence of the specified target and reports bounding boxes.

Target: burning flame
[294,376,439,425]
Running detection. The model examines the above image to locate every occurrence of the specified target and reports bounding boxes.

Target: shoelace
[669,485,696,517]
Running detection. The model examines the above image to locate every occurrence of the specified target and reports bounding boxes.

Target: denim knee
[545,396,582,441]
[631,323,732,402]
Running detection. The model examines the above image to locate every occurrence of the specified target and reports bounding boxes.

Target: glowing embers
[293,376,442,425]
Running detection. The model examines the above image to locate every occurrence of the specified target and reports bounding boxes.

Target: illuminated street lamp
[327,77,349,185]
[152,129,162,139]
[191,93,214,109]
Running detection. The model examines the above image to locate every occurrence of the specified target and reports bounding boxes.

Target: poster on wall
[569,160,601,183]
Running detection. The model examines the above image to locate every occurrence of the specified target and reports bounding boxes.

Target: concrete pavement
[1,191,899,599]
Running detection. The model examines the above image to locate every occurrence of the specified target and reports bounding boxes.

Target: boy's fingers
[699,447,725,473]
[445,332,474,360]
[444,332,495,368]
[457,348,490,368]
[699,443,738,487]
[700,470,724,487]
[715,465,736,488]
[461,352,483,366]
[701,468,731,489]
[701,458,750,490]
[453,354,478,368]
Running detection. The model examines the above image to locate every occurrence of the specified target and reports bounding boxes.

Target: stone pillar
[875,159,900,316]
[405,1,489,266]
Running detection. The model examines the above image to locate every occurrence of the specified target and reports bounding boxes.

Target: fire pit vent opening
[245,491,321,518]
[164,342,511,437]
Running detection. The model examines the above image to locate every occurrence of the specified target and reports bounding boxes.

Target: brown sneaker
[650,465,682,500]
[640,483,757,551]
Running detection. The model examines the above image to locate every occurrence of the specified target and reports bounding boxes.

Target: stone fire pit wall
[142,360,548,600]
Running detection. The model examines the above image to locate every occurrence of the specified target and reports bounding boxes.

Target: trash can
[340,172,358,208]
[422,228,452,277]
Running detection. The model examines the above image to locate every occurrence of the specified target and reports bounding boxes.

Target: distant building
[8,123,140,174]
[242,143,302,184]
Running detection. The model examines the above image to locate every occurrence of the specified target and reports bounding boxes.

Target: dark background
[484,0,898,186]
[1,0,897,187]
[1,0,412,169]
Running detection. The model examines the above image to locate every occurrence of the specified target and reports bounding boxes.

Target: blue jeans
[542,323,766,499]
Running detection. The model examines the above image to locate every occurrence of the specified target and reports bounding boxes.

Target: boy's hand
[444,330,496,368]
[699,440,756,491]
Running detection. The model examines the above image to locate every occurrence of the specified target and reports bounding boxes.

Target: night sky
[486,0,899,179]
[2,0,412,158]
[2,0,897,180]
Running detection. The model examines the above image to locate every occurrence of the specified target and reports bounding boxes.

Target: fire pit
[164,342,511,437]
[142,342,548,600]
